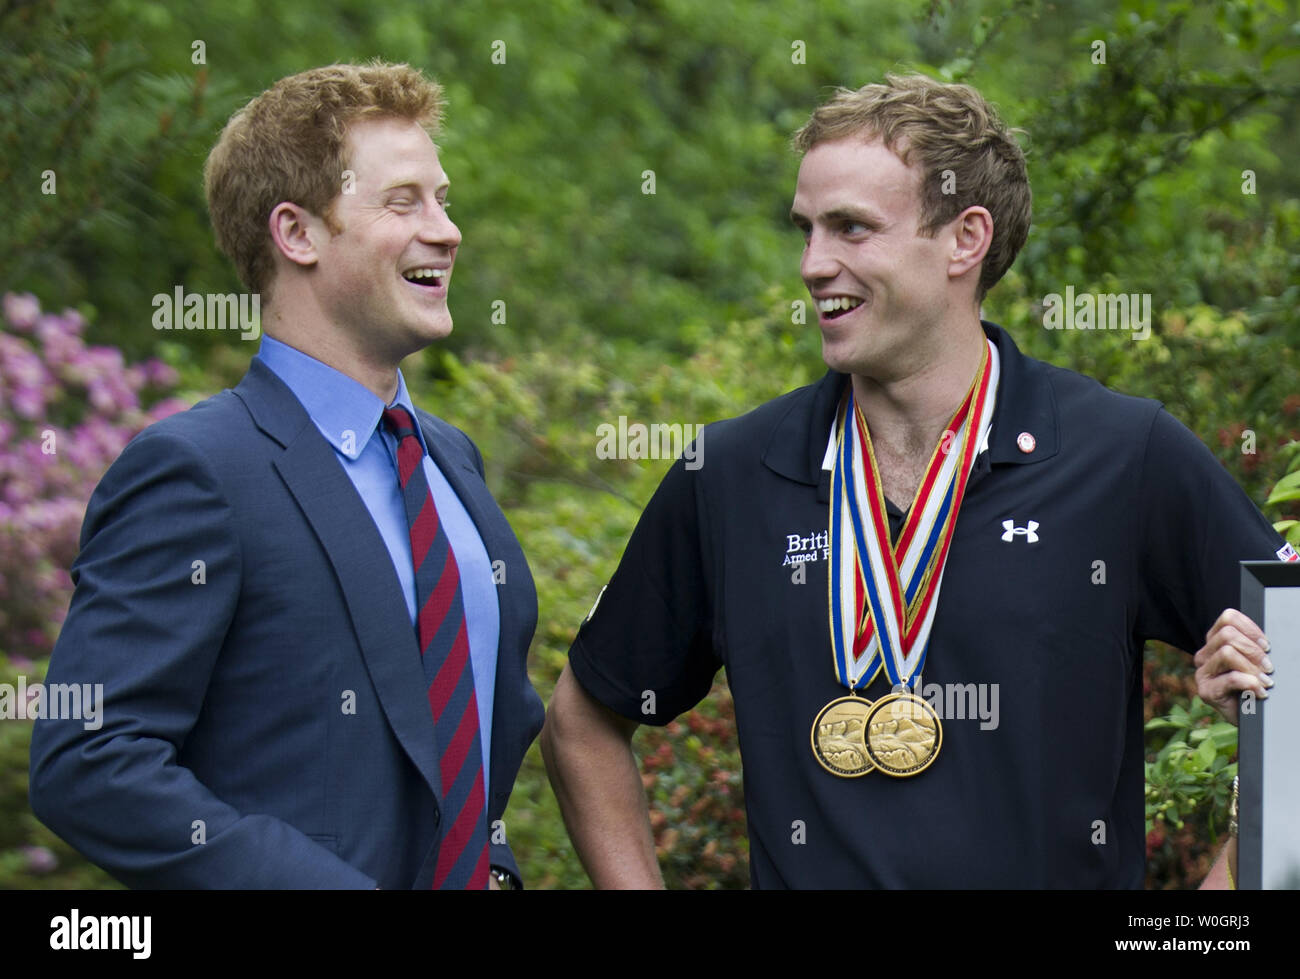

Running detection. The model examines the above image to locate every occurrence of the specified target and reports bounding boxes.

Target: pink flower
[1,338,51,390]
[11,383,46,420]
[143,359,179,388]
[20,846,58,875]
[3,293,41,331]
[58,308,87,335]
[148,397,189,422]
[1,291,181,659]
[38,322,85,369]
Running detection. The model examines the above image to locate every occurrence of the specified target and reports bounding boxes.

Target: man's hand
[1194,608,1273,724]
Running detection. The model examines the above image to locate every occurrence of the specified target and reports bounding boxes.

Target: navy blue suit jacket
[29,358,543,888]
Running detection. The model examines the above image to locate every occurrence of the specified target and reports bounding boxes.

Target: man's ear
[948,205,993,281]
[268,202,323,270]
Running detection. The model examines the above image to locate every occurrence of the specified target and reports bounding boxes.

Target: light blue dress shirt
[255,337,499,785]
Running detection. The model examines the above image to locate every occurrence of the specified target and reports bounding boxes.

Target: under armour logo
[1001,519,1039,543]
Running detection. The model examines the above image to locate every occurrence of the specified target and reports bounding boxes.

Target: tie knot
[383,406,426,487]
[382,406,418,441]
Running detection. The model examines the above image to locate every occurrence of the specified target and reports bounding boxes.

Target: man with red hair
[31,62,541,890]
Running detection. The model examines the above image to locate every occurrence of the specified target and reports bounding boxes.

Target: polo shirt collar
[761,320,1060,488]
[253,335,425,460]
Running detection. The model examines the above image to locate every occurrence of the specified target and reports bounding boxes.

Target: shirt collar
[253,336,425,460]
[762,320,1060,488]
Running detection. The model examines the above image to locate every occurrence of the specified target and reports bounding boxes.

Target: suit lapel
[234,361,446,807]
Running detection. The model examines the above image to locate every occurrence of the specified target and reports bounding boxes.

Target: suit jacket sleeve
[29,426,377,888]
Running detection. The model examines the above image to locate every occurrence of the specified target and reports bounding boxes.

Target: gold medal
[863,693,942,777]
[810,696,874,777]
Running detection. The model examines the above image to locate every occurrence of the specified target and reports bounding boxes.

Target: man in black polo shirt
[540,74,1282,888]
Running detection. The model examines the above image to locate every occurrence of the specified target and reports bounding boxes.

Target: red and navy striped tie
[382,406,490,890]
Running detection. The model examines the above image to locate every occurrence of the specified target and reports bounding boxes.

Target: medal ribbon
[828,340,998,691]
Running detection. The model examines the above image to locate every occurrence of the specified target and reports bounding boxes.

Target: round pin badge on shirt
[1016,431,1036,454]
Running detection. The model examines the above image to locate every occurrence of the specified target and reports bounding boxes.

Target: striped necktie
[381,406,489,890]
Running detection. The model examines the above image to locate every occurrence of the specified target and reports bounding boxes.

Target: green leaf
[1265,470,1300,505]
[1266,488,1300,505]
[1206,722,1239,750]
[1144,718,1181,732]
[1195,738,1218,769]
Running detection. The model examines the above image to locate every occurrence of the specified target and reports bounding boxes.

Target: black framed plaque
[1239,561,1300,889]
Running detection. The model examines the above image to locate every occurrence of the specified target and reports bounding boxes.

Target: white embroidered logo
[1001,519,1039,543]
[783,529,830,568]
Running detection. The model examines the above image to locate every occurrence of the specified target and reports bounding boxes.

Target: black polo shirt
[569,321,1285,888]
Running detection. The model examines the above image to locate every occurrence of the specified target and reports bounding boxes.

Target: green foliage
[1264,439,1300,547]
[948,0,1300,312]
[10,0,1290,364]
[1144,697,1237,839]
[1142,694,1239,888]
[640,688,748,889]
[1,0,222,360]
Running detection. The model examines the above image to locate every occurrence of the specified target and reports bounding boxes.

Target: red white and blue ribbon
[828,340,999,691]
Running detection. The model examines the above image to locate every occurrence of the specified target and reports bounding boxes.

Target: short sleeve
[1135,408,1286,653]
[567,452,721,725]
